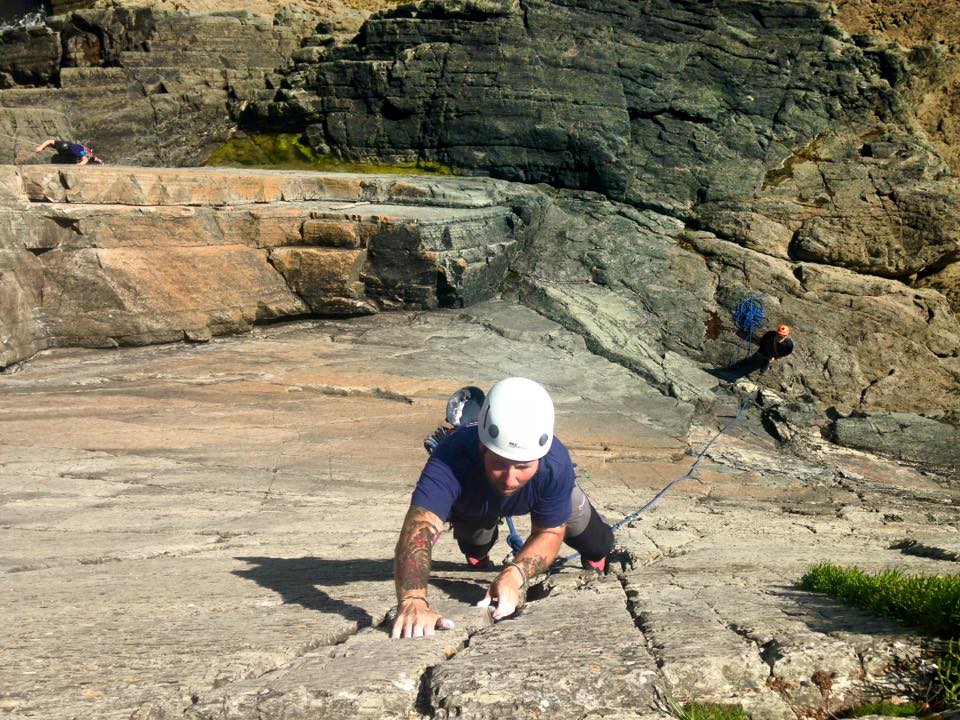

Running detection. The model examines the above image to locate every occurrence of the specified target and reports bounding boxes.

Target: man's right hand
[391,597,454,639]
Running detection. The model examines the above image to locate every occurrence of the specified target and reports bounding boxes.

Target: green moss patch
[206,133,454,175]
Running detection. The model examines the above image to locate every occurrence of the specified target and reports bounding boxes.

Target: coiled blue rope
[729,293,765,365]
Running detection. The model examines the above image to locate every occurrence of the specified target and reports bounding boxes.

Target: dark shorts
[450,483,614,561]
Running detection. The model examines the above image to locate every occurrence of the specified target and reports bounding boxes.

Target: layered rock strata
[512,190,960,427]
[2,0,958,458]
[0,7,320,165]
[255,0,890,210]
[0,165,545,365]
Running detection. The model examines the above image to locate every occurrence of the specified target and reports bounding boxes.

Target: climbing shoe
[465,554,494,570]
[581,556,607,574]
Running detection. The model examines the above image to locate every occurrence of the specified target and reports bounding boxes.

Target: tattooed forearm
[394,506,441,598]
[513,525,564,580]
[515,553,548,578]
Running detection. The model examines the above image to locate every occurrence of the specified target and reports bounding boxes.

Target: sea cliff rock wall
[249,0,960,419]
[0,6,321,165]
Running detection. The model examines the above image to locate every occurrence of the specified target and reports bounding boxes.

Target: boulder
[269,246,374,315]
[0,24,60,86]
[917,261,960,316]
[697,128,960,280]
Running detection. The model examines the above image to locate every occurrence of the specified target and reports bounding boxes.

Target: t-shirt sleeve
[530,454,574,528]
[410,454,461,521]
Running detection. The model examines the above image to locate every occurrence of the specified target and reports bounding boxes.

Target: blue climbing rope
[546,366,766,571]
[504,516,526,554]
[729,293,766,365]
[475,298,768,568]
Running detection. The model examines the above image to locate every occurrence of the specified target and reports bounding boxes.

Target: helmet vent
[539,433,548,446]
[488,424,499,438]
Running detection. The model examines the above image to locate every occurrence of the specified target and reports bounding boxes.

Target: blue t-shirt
[53,140,86,158]
[411,425,575,528]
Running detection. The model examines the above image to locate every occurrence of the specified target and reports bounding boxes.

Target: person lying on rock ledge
[391,376,615,639]
[34,138,104,166]
[720,323,795,382]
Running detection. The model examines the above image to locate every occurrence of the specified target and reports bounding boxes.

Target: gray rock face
[0,24,60,86]
[249,0,960,450]
[686,230,960,419]
[0,308,953,719]
[696,128,960,282]
[832,412,960,466]
[1,1,958,457]
[263,0,863,210]
[427,578,660,719]
[513,192,721,403]
[0,7,310,165]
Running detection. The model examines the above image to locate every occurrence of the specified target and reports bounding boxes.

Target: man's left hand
[476,565,524,620]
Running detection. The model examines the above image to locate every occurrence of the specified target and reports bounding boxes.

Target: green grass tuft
[840,700,921,717]
[206,133,455,175]
[936,639,960,706]
[676,703,750,720]
[799,562,960,710]
[798,562,960,638]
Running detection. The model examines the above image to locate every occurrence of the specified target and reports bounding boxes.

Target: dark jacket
[758,331,793,360]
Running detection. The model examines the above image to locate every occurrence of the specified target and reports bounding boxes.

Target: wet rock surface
[1,304,956,719]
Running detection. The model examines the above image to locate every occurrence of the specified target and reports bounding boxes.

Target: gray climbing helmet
[446,385,485,428]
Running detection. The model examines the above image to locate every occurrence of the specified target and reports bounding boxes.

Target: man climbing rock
[34,138,103,165]
[721,324,794,381]
[391,377,614,639]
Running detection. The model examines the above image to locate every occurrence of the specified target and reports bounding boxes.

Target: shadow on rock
[233,556,487,627]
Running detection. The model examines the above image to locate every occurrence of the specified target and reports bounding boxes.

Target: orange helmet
[778,324,791,336]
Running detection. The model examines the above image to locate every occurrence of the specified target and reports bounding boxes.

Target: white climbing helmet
[478,377,554,462]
